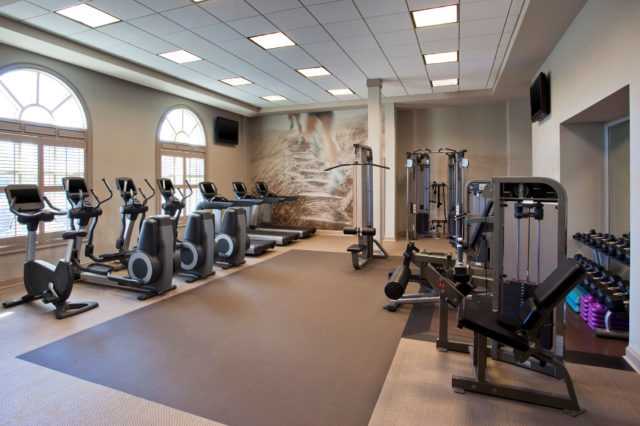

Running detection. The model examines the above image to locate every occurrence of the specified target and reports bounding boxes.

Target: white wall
[0,43,251,283]
[530,0,640,367]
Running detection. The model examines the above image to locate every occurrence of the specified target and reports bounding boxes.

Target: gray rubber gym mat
[20,250,408,426]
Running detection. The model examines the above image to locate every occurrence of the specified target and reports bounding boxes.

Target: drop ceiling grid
[0,0,524,107]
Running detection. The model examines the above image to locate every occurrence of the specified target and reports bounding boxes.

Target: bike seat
[62,231,87,240]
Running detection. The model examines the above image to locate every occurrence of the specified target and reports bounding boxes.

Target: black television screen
[215,117,239,145]
[530,72,550,122]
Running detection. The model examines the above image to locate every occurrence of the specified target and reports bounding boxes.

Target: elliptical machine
[83,177,155,268]
[157,178,215,282]
[2,185,98,319]
[198,181,247,268]
[63,177,176,300]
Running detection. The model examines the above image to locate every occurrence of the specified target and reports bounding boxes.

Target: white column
[384,102,397,241]
[367,79,384,238]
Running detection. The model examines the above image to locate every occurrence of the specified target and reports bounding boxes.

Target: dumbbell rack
[573,230,630,266]
[568,252,629,340]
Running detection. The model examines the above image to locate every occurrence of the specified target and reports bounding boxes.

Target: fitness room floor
[1,235,639,426]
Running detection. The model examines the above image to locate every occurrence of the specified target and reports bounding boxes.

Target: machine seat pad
[458,295,530,352]
[347,244,364,253]
[62,231,87,240]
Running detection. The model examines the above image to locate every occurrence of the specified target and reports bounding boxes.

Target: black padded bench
[452,258,586,416]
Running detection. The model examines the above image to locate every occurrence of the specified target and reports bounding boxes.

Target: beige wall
[530,0,640,364]
[0,43,251,284]
[507,98,533,176]
[560,123,606,253]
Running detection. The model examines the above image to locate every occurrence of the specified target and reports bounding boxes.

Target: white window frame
[0,65,89,251]
[157,106,207,221]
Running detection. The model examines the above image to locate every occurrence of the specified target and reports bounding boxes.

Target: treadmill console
[232,182,248,198]
[199,182,218,198]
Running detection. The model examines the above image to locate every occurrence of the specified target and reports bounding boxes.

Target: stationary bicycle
[63,177,176,300]
[157,178,216,282]
[2,185,98,319]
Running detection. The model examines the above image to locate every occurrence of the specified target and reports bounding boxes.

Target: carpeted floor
[19,250,406,426]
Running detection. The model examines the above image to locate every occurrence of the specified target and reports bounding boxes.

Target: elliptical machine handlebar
[90,178,114,208]
[140,178,156,206]
[176,180,194,201]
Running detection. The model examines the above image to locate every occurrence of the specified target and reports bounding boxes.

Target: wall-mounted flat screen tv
[215,117,239,145]
[530,72,550,122]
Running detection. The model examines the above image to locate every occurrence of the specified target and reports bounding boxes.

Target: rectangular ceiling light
[424,51,458,64]
[250,32,296,49]
[221,77,253,86]
[297,67,331,78]
[328,88,354,96]
[262,95,287,102]
[432,78,458,87]
[412,5,458,28]
[160,50,202,64]
[56,4,120,28]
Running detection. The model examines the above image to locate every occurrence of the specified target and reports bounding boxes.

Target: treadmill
[232,182,298,246]
[198,181,275,256]
[254,181,316,238]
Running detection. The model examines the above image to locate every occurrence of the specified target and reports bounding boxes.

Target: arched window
[158,107,206,216]
[158,107,205,146]
[0,67,88,243]
[0,68,87,129]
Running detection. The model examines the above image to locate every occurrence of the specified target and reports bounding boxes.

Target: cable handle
[324,162,390,172]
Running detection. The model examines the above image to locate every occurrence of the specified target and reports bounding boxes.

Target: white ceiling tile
[192,23,244,44]
[227,15,277,36]
[90,0,154,20]
[240,83,280,97]
[69,29,124,49]
[267,7,317,30]
[381,80,407,97]
[407,0,459,11]
[366,13,413,34]
[135,0,192,13]
[19,0,81,10]
[270,46,318,68]
[460,17,505,38]
[100,22,176,54]
[461,0,510,21]
[217,37,267,61]
[383,42,421,60]
[427,62,458,79]
[389,56,425,78]
[162,5,220,29]
[307,0,359,24]
[247,0,302,14]
[303,41,350,65]
[348,49,395,78]
[26,13,88,36]
[460,34,500,51]
[376,30,417,49]
[353,0,407,18]
[325,19,370,40]
[130,13,184,36]
[185,60,234,80]
[286,25,332,45]
[402,77,432,95]
[0,1,47,20]
[300,0,337,5]
[305,75,340,90]
[339,35,379,52]
[416,23,459,43]
[419,37,458,54]
[200,0,259,21]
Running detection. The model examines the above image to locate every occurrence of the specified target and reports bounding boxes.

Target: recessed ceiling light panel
[262,95,287,102]
[56,4,120,28]
[412,5,458,28]
[221,77,253,86]
[297,67,331,78]
[250,32,296,49]
[432,78,458,87]
[328,88,354,96]
[424,51,458,64]
[159,50,202,64]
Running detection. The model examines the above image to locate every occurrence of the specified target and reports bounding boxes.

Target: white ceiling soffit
[0,0,528,115]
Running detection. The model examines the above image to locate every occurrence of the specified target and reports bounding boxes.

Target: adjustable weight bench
[452,258,586,416]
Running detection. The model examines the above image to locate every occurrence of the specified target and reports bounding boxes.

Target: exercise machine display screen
[65,177,88,195]
[116,178,137,194]
[200,182,216,195]
[158,179,174,192]
[232,182,247,195]
[256,182,268,193]
[6,187,43,210]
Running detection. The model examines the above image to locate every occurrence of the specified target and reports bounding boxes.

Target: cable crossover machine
[325,144,389,269]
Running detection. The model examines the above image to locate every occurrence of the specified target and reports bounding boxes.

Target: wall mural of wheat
[249,108,367,230]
